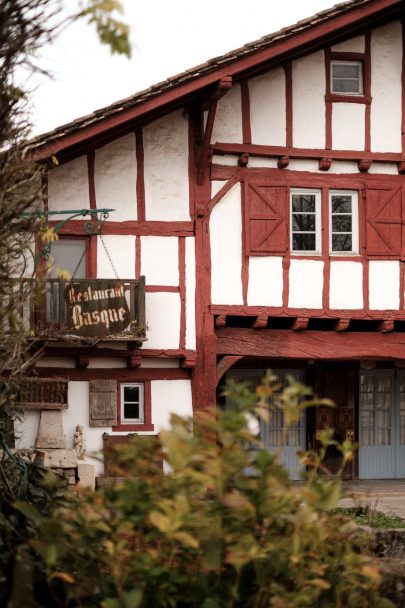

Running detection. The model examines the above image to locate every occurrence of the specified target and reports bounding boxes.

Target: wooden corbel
[398,161,405,175]
[181,353,197,369]
[197,76,233,185]
[358,159,372,172]
[292,317,308,331]
[319,158,332,171]
[76,355,89,369]
[127,355,142,369]
[238,153,249,167]
[378,319,394,333]
[252,314,268,329]
[334,318,350,332]
[277,156,289,169]
[215,315,227,328]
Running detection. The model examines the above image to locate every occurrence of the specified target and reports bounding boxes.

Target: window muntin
[120,383,144,423]
[329,191,358,254]
[331,61,363,95]
[290,190,321,254]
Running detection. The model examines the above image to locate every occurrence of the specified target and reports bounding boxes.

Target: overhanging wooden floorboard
[216,329,405,360]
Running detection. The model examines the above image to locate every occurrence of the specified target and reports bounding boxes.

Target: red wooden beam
[212,142,403,162]
[216,328,405,360]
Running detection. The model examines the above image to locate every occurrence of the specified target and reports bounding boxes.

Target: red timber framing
[216,328,405,361]
[31,0,405,417]
[31,0,404,161]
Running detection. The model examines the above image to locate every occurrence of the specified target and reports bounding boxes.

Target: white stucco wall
[292,51,325,148]
[371,21,402,153]
[331,35,365,53]
[151,379,193,431]
[94,133,137,221]
[247,157,278,168]
[369,260,400,309]
[211,84,243,144]
[63,381,108,475]
[249,68,286,146]
[145,292,181,349]
[288,260,324,309]
[141,236,179,286]
[369,163,399,175]
[288,159,321,172]
[48,156,89,214]
[329,261,363,309]
[247,256,283,306]
[143,110,190,221]
[210,182,243,305]
[96,235,136,279]
[37,357,76,368]
[185,237,196,350]
[332,103,365,150]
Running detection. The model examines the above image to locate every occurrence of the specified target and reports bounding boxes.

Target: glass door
[226,369,305,480]
[359,371,396,479]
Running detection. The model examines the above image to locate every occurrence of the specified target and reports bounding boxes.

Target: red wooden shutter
[245,182,288,255]
[365,186,404,258]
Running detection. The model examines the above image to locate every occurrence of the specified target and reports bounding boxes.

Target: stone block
[34,449,77,469]
[77,463,96,490]
[36,410,66,449]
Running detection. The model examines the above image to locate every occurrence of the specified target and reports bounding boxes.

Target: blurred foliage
[13,373,392,607]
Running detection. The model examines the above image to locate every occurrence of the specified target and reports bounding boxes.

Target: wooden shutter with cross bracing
[365,186,405,258]
[89,379,117,427]
[245,181,288,255]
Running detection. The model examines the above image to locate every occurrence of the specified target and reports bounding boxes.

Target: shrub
[17,373,392,607]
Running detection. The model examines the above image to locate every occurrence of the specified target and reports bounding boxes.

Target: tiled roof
[29,0,390,152]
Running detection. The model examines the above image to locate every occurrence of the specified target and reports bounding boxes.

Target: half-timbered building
[16,0,405,482]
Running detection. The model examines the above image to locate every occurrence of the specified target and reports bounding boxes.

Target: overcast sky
[29,0,338,136]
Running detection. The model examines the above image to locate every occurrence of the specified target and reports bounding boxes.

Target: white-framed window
[331,60,363,95]
[120,383,144,423]
[329,190,359,254]
[290,189,322,254]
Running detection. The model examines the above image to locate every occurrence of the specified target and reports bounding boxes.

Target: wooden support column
[192,106,218,411]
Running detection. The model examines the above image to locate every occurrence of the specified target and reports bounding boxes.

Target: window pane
[332,216,352,232]
[332,196,352,213]
[292,234,316,251]
[332,234,352,251]
[292,195,315,213]
[124,402,140,419]
[333,63,361,79]
[124,386,139,403]
[333,79,361,94]
[292,213,315,231]
[49,240,87,278]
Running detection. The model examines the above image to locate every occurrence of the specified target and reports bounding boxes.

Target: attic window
[331,61,363,95]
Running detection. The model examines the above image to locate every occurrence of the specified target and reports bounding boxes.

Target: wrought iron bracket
[22,208,114,260]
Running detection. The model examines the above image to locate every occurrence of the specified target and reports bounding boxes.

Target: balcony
[13,277,146,342]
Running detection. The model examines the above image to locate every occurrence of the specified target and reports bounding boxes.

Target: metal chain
[100,234,119,279]
[71,246,87,280]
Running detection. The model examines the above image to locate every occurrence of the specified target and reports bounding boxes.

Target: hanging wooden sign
[65,280,130,338]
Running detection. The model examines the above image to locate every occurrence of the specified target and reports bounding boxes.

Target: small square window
[331,61,363,95]
[290,190,321,254]
[329,191,358,254]
[120,383,144,423]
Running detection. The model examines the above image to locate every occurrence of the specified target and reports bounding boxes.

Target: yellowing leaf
[172,531,199,549]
